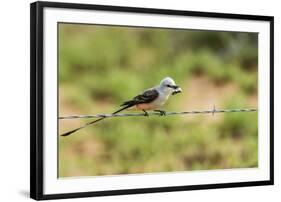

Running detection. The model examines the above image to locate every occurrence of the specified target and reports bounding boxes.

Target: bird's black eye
[166,84,171,87]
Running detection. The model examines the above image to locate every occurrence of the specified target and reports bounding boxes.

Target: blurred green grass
[58,23,258,177]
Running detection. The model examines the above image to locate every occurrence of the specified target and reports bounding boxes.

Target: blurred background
[58,23,258,177]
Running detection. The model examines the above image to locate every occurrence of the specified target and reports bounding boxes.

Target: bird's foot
[154,110,166,116]
[143,110,149,117]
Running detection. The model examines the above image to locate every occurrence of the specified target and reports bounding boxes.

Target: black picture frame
[30,1,274,200]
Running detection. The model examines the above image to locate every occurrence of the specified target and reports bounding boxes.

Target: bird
[61,77,182,137]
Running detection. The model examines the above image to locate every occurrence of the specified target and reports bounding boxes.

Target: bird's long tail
[60,104,133,137]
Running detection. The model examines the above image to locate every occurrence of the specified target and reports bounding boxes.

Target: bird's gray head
[159,77,182,95]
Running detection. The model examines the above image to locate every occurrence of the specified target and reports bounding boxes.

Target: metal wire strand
[59,107,258,120]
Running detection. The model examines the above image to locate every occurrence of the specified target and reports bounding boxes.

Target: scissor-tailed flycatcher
[61,77,182,136]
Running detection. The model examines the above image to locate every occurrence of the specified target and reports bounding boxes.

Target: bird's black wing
[120,88,159,106]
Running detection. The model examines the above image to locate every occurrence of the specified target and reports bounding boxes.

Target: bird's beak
[172,86,182,95]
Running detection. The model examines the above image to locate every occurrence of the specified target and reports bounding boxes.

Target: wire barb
[59,108,258,120]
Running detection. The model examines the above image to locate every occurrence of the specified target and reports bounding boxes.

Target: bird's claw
[154,110,166,116]
[143,110,149,117]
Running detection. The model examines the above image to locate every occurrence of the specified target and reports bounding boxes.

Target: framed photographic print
[30,1,274,200]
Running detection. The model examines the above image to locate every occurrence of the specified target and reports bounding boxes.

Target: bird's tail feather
[61,104,133,137]
[112,104,133,114]
[120,100,136,107]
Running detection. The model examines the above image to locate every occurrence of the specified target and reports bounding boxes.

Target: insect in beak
[172,86,182,95]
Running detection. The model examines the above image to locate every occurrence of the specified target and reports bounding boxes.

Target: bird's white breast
[151,91,170,107]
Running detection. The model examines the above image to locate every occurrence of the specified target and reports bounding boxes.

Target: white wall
[0,0,279,201]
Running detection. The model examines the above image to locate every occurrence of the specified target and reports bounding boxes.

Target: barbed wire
[59,107,258,120]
